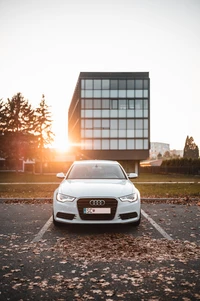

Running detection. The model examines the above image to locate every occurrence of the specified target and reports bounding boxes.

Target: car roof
[73,160,119,165]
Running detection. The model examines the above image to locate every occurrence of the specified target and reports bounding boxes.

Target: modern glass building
[68,72,150,173]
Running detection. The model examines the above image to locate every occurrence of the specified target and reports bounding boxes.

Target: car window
[67,164,126,179]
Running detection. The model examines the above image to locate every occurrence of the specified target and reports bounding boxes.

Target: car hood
[58,179,136,198]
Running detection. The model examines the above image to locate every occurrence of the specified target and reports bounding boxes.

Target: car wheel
[131,215,141,226]
[53,212,61,227]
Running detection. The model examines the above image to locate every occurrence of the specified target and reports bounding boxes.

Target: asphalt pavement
[0,201,200,300]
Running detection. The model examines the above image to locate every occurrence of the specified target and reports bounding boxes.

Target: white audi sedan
[53,160,141,226]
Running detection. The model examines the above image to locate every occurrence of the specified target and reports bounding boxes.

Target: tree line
[0,93,54,173]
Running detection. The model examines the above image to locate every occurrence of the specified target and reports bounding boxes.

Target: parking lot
[0,201,200,301]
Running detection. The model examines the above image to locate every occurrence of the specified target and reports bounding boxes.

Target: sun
[52,135,70,152]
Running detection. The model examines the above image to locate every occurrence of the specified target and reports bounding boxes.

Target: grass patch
[0,184,58,198]
[0,172,199,199]
[0,172,199,183]
[0,172,61,183]
[135,183,200,198]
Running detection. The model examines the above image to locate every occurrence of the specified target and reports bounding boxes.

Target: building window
[78,75,149,152]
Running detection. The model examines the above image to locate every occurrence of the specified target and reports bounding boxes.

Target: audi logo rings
[89,199,105,206]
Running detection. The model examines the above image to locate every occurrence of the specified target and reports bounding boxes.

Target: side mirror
[127,172,138,179]
[56,172,65,179]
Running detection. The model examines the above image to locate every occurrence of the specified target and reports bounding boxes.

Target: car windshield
[67,163,127,179]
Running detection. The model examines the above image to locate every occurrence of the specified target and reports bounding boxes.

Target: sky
[0,0,200,151]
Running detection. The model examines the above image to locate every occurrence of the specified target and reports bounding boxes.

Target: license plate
[83,208,111,214]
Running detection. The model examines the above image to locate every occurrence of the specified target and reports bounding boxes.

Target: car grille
[77,198,118,220]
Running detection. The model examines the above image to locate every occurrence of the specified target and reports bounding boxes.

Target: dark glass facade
[68,72,150,171]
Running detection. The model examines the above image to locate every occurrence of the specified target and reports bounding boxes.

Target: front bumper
[53,191,141,225]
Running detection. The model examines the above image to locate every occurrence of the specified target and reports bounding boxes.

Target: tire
[131,215,141,226]
[53,212,62,227]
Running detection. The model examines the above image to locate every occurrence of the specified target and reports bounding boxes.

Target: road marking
[32,209,173,242]
[141,209,173,240]
[32,216,53,243]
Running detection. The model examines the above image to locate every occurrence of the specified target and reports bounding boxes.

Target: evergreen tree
[34,95,54,173]
[183,136,199,159]
[0,93,36,171]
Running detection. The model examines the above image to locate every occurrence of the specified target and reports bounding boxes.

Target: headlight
[120,193,138,203]
[56,193,75,203]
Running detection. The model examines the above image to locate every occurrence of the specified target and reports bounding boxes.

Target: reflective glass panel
[93,140,101,149]
[128,99,134,109]
[94,80,101,89]
[81,99,84,109]
[102,99,110,109]
[144,79,149,89]
[85,80,93,89]
[102,130,109,137]
[127,110,134,117]
[119,110,126,117]
[94,119,101,128]
[119,130,126,137]
[81,80,85,89]
[119,119,126,129]
[102,90,110,97]
[144,139,149,149]
[110,110,118,117]
[111,99,118,109]
[135,99,143,109]
[144,90,148,97]
[81,90,85,97]
[144,110,148,117]
[102,139,109,149]
[136,140,143,149]
[135,80,143,89]
[85,110,93,117]
[94,99,101,108]
[119,140,126,149]
[119,90,126,97]
[102,110,110,117]
[127,80,134,89]
[136,130,143,137]
[93,110,101,117]
[127,130,134,137]
[119,80,126,89]
[110,140,118,149]
[135,90,143,97]
[102,79,110,89]
[136,119,143,129]
[119,99,127,109]
[85,130,92,138]
[144,99,148,109]
[93,130,101,137]
[135,110,143,117]
[81,110,85,117]
[111,119,118,129]
[85,119,93,128]
[85,99,93,108]
[127,120,134,129]
[94,90,101,97]
[127,90,134,97]
[85,90,93,97]
[110,80,118,89]
[110,130,118,137]
[144,119,148,129]
[102,119,109,128]
[85,140,93,149]
[127,139,134,149]
[110,90,118,97]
